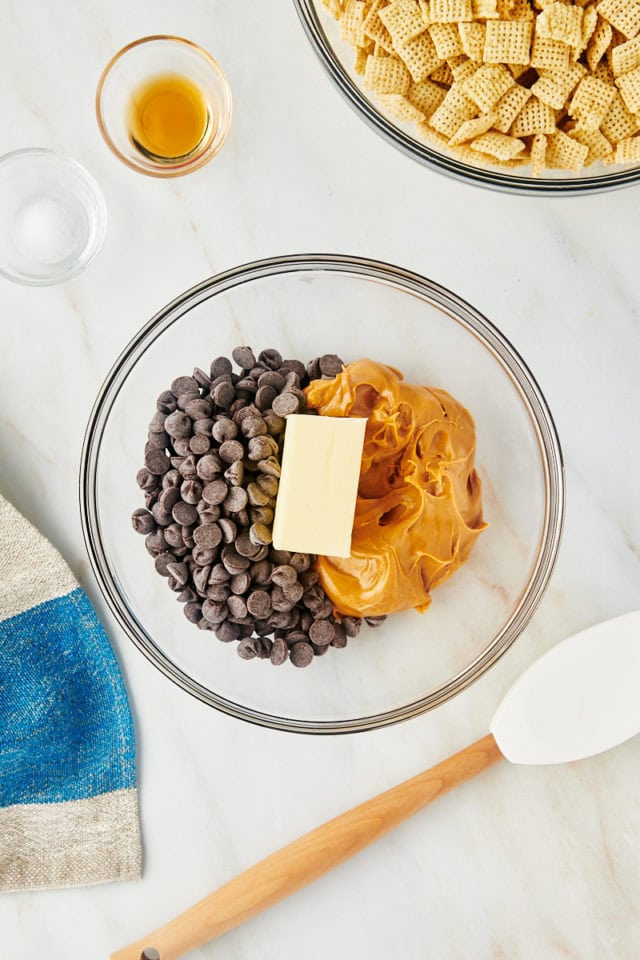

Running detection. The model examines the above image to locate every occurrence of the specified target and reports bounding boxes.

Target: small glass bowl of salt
[0,148,106,286]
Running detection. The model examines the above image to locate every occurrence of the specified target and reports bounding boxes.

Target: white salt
[15,195,86,265]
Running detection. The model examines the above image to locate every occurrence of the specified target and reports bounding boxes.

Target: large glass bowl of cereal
[81,254,564,733]
[294,0,640,194]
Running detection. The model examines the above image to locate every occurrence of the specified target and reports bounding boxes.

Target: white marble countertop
[2,1,640,958]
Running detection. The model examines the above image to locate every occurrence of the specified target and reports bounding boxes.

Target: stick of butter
[272,414,367,558]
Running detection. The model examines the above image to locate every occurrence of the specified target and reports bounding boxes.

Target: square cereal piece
[397,30,443,79]
[470,130,526,159]
[586,17,614,70]
[322,0,345,18]
[484,20,533,64]
[530,36,572,72]
[569,74,616,126]
[545,128,589,168]
[364,54,412,93]
[532,62,586,107]
[611,35,640,74]
[449,110,498,142]
[341,0,368,46]
[429,83,479,135]
[418,0,432,23]
[568,125,613,163]
[511,95,558,133]
[472,0,499,15]
[537,2,584,48]
[596,0,640,38]
[448,54,479,79]
[576,6,599,57]
[601,90,640,137]
[493,83,532,130]
[378,92,428,120]
[594,59,616,82]
[530,132,548,174]
[431,0,474,20]
[409,77,449,114]
[616,65,640,111]
[459,22,486,60]
[364,0,396,51]
[496,0,535,19]
[429,21,465,56]
[430,60,456,81]
[355,46,370,74]
[379,0,429,45]
[614,135,640,160]
[464,63,515,111]
[398,32,442,83]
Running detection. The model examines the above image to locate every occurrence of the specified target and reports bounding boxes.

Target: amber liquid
[127,73,214,163]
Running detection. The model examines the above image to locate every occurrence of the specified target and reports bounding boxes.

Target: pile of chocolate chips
[132,347,385,667]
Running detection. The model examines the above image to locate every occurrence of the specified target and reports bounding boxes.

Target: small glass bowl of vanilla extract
[96,36,232,177]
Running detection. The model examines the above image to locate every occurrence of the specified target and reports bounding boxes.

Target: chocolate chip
[270,637,288,665]
[212,418,239,443]
[193,546,218,567]
[197,453,223,481]
[224,461,244,487]
[166,562,188,587]
[223,486,248,513]
[230,571,251,594]
[259,348,283,370]
[202,479,228,505]
[218,518,237,543]
[255,385,277,411]
[240,416,268,439]
[227,595,247,619]
[190,434,211,455]
[290,642,314,668]
[232,346,256,369]
[193,367,211,388]
[193,523,222,550]
[207,582,231,602]
[249,522,272,546]
[221,544,251,574]
[237,638,258,660]
[319,354,344,377]
[211,356,233,377]
[181,479,202,504]
[157,390,177,414]
[154,552,175,576]
[309,620,335,646]
[365,616,386,628]
[185,398,211,419]
[159,487,181,514]
[213,381,235,409]
[210,563,231,583]
[192,566,211,595]
[257,456,281,478]
[194,418,214,435]
[164,411,192,439]
[341,617,362,638]
[202,599,228,623]
[184,602,203,623]
[219,439,244,463]
[216,621,240,643]
[137,468,159,492]
[172,501,198,526]
[171,376,199,397]
[174,437,192,456]
[144,448,170,475]
[131,508,155,534]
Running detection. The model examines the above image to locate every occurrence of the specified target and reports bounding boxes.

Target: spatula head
[490,611,640,765]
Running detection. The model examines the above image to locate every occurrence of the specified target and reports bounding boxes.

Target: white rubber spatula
[112,611,640,960]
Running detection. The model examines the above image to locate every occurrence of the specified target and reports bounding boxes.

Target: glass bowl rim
[0,147,107,286]
[95,34,233,179]
[79,253,565,734]
[292,0,640,196]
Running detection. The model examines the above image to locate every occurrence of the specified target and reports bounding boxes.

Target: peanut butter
[305,359,486,618]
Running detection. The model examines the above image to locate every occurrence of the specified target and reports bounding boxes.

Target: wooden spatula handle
[111,733,502,960]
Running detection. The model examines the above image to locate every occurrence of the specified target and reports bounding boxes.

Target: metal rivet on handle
[141,950,161,960]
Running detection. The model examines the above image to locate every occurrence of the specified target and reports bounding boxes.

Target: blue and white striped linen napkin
[0,494,141,892]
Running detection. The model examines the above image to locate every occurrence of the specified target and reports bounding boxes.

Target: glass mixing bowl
[80,255,564,733]
[293,0,640,195]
